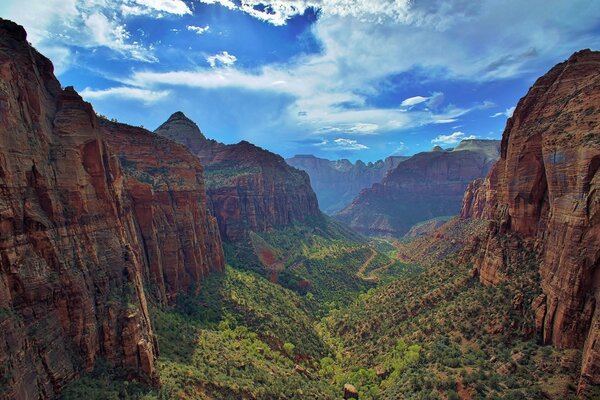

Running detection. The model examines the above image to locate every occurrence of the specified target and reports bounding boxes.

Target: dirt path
[356,245,398,283]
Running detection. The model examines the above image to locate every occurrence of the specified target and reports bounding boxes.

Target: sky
[1,0,599,162]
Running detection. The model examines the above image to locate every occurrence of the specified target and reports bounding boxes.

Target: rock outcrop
[100,120,224,303]
[460,50,600,395]
[286,154,408,214]
[156,112,320,241]
[335,139,500,236]
[0,19,223,398]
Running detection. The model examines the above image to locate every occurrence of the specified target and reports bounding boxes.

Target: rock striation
[335,140,500,236]
[286,154,408,214]
[460,50,600,395]
[0,19,223,398]
[156,112,320,241]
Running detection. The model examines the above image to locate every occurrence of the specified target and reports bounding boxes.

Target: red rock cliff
[101,120,224,303]
[0,19,223,398]
[461,50,600,395]
[155,112,320,241]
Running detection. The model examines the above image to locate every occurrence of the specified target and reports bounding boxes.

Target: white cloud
[313,138,369,151]
[199,0,238,10]
[134,0,191,15]
[317,138,369,151]
[333,138,368,150]
[206,51,237,68]
[431,131,477,145]
[80,86,170,103]
[491,106,516,118]
[84,12,158,62]
[401,96,429,107]
[393,141,407,154]
[187,25,210,35]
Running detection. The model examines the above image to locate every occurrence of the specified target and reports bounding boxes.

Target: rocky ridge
[0,19,223,399]
[155,112,320,241]
[460,49,600,395]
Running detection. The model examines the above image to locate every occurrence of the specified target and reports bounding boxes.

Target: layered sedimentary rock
[460,50,600,394]
[100,120,224,303]
[286,154,408,214]
[335,140,500,236]
[156,112,320,241]
[0,19,223,398]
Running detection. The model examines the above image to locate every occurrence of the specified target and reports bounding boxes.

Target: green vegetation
[203,162,261,189]
[63,218,584,399]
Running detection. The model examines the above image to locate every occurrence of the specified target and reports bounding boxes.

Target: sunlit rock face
[460,49,600,395]
[0,18,223,398]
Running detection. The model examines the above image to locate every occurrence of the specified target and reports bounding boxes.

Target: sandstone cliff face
[335,140,500,236]
[101,120,224,303]
[156,112,320,241]
[460,50,600,395]
[286,154,408,214]
[0,19,223,398]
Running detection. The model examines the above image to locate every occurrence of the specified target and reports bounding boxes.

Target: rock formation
[0,19,223,398]
[460,50,600,395]
[156,112,320,241]
[286,154,408,214]
[335,139,500,236]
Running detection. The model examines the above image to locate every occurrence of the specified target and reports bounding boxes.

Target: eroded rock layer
[461,49,600,395]
[0,19,223,399]
[155,112,320,241]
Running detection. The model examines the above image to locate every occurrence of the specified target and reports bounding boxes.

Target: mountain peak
[167,111,191,122]
[156,111,204,136]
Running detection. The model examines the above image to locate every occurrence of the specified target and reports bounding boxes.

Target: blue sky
[1,0,599,162]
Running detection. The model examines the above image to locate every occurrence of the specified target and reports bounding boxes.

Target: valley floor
[61,218,591,400]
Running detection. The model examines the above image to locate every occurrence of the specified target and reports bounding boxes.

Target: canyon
[0,16,599,400]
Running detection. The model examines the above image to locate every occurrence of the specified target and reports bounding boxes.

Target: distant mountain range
[286,155,408,214]
[335,139,501,236]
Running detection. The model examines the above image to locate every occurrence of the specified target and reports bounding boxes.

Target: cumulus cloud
[316,138,369,151]
[133,0,191,15]
[491,106,516,118]
[187,25,210,35]
[206,51,238,68]
[80,86,170,103]
[401,96,429,107]
[197,0,414,26]
[431,131,477,145]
